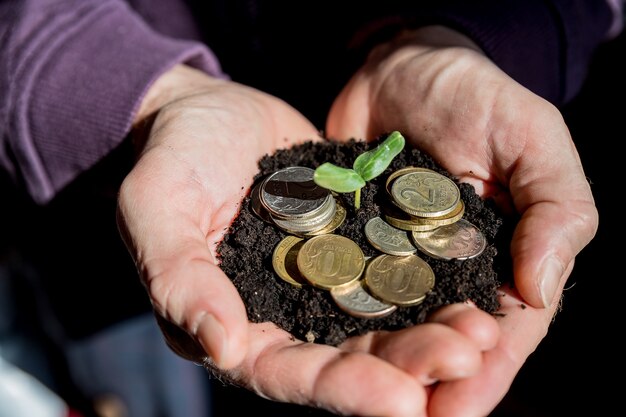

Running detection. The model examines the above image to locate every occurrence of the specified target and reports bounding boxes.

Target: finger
[214,323,427,417]
[427,284,564,417]
[340,304,499,386]
[504,107,598,308]
[426,302,500,351]
[376,325,484,384]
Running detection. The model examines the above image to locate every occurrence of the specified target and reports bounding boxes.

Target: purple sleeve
[606,0,625,37]
[355,0,618,105]
[0,0,227,205]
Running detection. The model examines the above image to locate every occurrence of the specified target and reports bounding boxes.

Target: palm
[117,79,323,368]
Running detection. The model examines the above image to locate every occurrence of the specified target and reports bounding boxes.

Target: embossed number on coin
[364,254,435,306]
[411,218,486,260]
[296,234,365,290]
[390,170,460,218]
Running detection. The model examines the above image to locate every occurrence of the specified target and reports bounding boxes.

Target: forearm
[0,0,225,204]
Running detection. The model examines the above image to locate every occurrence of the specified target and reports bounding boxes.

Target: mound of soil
[217,136,514,346]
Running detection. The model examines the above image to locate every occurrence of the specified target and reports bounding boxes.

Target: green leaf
[353,131,405,181]
[313,162,365,193]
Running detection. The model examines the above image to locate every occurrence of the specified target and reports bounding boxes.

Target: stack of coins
[382,167,486,260]
[383,167,465,233]
[252,166,346,236]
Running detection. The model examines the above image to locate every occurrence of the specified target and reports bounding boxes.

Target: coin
[385,166,435,197]
[364,254,435,306]
[297,234,365,290]
[330,279,397,319]
[301,199,347,237]
[390,170,460,218]
[411,218,487,260]
[382,199,465,232]
[272,236,308,287]
[271,195,337,233]
[260,166,331,219]
[249,178,274,224]
[364,216,417,256]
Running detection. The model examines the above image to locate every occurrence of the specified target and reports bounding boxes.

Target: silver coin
[364,216,417,256]
[411,218,487,260]
[272,196,337,233]
[300,199,347,237]
[330,279,397,319]
[260,166,331,219]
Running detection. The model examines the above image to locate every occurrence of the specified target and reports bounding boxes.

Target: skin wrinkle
[291,347,333,406]
[484,102,526,193]
[140,148,220,239]
[146,244,214,316]
[495,312,543,366]
[309,352,374,415]
[246,336,319,402]
[554,206,594,264]
[189,300,210,335]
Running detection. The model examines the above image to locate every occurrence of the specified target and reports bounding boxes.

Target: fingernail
[198,314,228,367]
[539,257,563,308]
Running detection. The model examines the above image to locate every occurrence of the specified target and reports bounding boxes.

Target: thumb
[326,72,376,141]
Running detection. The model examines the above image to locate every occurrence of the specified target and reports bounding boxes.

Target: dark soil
[217,136,514,346]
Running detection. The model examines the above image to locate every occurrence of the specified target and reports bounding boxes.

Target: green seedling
[313,131,405,209]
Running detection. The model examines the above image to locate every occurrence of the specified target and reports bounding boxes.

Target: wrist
[131,64,223,154]
[134,64,222,126]
[366,25,484,69]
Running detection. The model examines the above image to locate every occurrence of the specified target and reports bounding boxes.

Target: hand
[116,64,500,416]
[327,26,598,416]
[116,64,322,369]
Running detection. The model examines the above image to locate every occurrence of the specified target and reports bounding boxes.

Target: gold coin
[272,236,307,288]
[385,166,435,197]
[297,234,365,290]
[364,254,435,306]
[390,170,460,218]
[411,218,487,260]
[382,200,464,232]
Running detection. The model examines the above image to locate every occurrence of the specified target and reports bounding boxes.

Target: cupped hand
[116,64,500,417]
[116,64,323,369]
[327,25,598,416]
